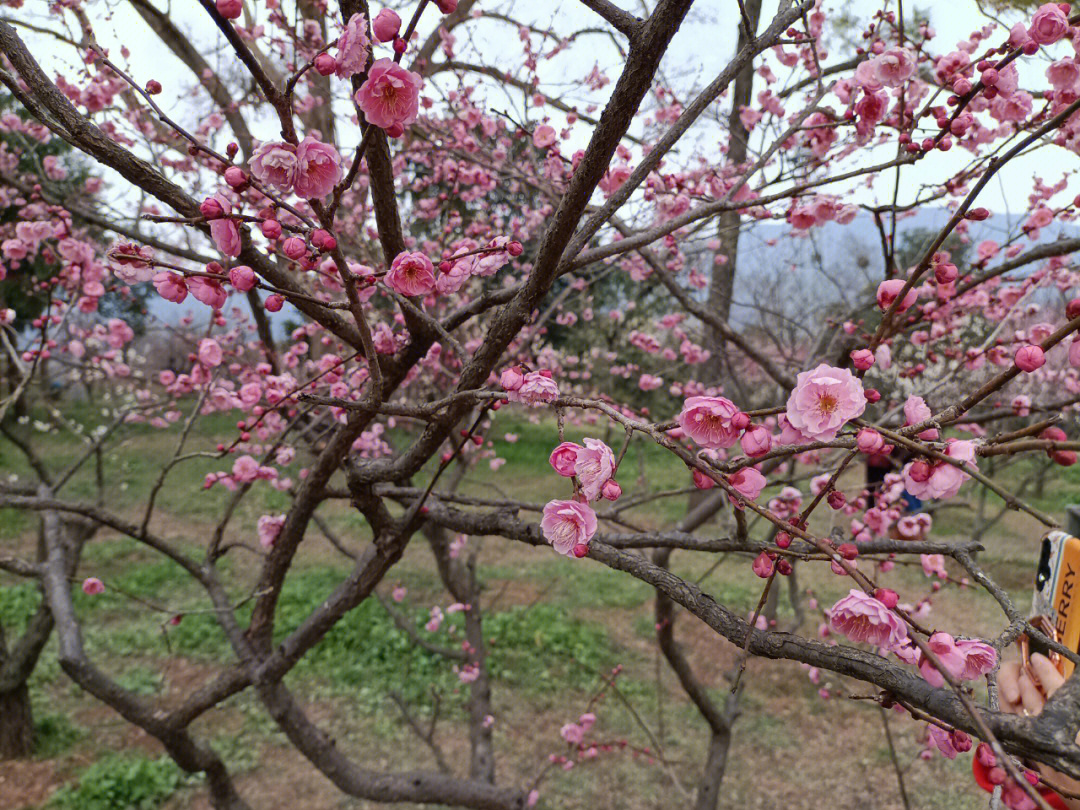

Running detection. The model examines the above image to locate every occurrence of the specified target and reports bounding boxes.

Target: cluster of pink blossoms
[828,590,996,688]
[249,137,343,200]
[540,436,621,558]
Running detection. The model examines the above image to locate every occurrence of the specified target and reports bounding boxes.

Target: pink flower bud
[229,265,257,292]
[216,0,242,19]
[436,0,458,12]
[856,428,884,454]
[740,425,772,457]
[224,166,247,188]
[692,469,716,490]
[572,544,590,558]
[874,588,899,608]
[907,460,932,483]
[282,237,307,260]
[775,531,791,549]
[601,479,622,501]
[265,294,285,312]
[827,490,846,510]
[82,577,105,595]
[730,411,751,431]
[499,366,525,391]
[507,240,524,257]
[1015,344,1045,372]
[752,551,775,578]
[200,197,225,220]
[966,207,991,221]
[145,79,162,95]
[372,8,402,42]
[865,388,881,403]
[934,262,958,284]
[837,542,858,560]
[260,219,283,239]
[314,53,337,76]
[850,348,874,370]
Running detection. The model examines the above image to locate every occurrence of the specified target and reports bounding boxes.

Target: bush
[48,754,187,810]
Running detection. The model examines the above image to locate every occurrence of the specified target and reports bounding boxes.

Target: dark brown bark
[0,682,34,759]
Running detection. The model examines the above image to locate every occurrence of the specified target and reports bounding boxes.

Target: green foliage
[0,581,41,635]
[48,755,187,810]
[483,604,614,689]
[33,712,86,758]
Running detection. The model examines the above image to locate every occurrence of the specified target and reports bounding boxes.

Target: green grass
[0,580,42,635]
[47,754,189,810]
[33,712,86,759]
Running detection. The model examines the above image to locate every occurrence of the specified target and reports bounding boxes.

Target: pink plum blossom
[541,499,597,556]
[785,364,866,441]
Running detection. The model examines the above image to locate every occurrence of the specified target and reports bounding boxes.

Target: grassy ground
[0,406,1070,810]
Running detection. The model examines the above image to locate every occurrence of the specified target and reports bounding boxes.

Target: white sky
[12,1,1074,220]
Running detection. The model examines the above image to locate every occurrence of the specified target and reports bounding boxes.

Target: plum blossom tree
[7,1,1080,809]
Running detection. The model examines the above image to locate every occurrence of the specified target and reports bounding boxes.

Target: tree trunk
[0,682,34,759]
[704,0,763,386]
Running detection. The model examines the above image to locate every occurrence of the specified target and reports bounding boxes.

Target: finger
[999,660,1022,706]
[1031,653,1066,698]
[1019,671,1047,715]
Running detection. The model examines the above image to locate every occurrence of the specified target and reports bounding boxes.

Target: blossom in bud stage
[260,219,283,240]
[216,0,242,19]
[678,395,741,449]
[145,79,162,95]
[752,551,774,578]
[200,197,226,219]
[876,278,918,312]
[314,53,337,76]
[335,13,371,78]
[785,364,866,441]
[966,207,991,221]
[282,237,307,260]
[386,251,436,296]
[601,479,622,501]
[355,59,423,131]
[934,262,958,284]
[827,490,846,509]
[265,294,285,312]
[373,8,401,42]
[499,366,525,392]
[507,241,524,257]
[82,577,105,595]
[740,424,772,457]
[436,0,458,11]
[249,141,297,191]
[828,589,908,651]
[223,166,247,188]
[850,348,874,370]
[549,441,581,477]
[541,500,597,556]
[856,428,884,454]
[1067,298,1080,320]
[229,265,257,292]
[730,411,751,431]
[1015,344,1045,372]
[1029,3,1070,45]
[874,588,899,609]
[692,468,716,489]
